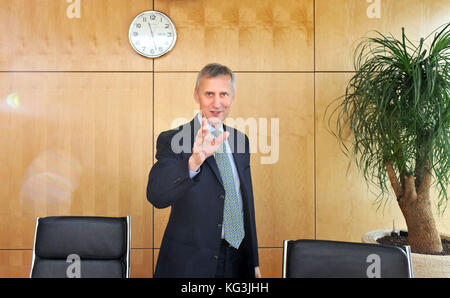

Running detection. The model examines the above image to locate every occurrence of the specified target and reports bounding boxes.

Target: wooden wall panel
[259,248,282,278]
[0,0,153,71]
[153,73,315,249]
[316,0,450,71]
[0,250,32,278]
[130,249,153,278]
[232,73,315,247]
[154,0,314,71]
[0,73,153,249]
[154,248,159,274]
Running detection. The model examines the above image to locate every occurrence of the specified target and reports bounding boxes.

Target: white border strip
[282,240,289,278]
[404,245,414,278]
[126,216,131,278]
[29,217,40,278]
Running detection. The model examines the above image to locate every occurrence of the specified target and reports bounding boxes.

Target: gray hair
[195,63,236,93]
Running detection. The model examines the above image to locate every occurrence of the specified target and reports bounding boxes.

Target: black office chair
[30,216,130,278]
[282,239,413,278]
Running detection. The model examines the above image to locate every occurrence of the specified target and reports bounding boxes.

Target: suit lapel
[205,156,223,186]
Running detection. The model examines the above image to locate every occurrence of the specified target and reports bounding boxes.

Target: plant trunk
[386,164,443,254]
[398,191,443,254]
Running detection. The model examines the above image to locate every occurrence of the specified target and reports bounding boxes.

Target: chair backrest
[30,216,130,278]
[282,239,413,278]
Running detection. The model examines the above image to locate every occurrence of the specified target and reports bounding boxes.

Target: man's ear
[193,88,200,104]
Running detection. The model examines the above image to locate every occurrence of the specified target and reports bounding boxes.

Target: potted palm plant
[327,23,450,276]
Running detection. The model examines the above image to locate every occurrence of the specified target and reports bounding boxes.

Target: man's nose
[212,95,221,107]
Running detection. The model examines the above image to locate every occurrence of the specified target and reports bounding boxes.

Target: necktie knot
[211,129,221,138]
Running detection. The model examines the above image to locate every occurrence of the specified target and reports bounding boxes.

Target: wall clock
[129,11,177,58]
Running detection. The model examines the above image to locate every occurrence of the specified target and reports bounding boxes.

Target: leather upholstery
[285,239,411,278]
[30,216,129,278]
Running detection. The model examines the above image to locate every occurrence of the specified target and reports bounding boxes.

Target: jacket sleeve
[146,131,196,209]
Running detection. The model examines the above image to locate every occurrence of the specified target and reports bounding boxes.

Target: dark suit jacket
[147,118,259,278]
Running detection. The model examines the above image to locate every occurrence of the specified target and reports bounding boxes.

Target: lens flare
[19,151,82,217]
[6,93,20,109]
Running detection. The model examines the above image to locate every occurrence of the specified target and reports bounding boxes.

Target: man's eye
[206,92,213,96]
[220,93,228,97]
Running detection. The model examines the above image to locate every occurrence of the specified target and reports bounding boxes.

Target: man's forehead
[200,75,233,87]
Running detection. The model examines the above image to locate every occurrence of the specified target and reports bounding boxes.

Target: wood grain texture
[0,0,153,71]
[316,0,450,71]
[0,73,153,249]
[0,250,32,278]
[130,249,153,278]
[153,248,159,275]
[259,248,283,278]
[154,0,314,71]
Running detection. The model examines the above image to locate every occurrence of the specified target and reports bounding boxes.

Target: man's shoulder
[224,125,249,140]
[157,121,193,141]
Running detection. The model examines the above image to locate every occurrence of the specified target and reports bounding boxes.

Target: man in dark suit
[147,63,260,278]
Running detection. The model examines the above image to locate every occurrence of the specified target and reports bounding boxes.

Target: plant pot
[362,229,450,278]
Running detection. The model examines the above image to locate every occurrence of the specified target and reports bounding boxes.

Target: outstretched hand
[188,116,229,172]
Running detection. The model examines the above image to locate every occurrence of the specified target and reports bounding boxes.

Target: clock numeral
[130,12,176,57]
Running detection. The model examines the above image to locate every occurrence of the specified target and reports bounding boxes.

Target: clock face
[129,11,177,58]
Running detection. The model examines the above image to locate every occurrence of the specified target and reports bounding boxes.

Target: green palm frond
[327,23,450,214]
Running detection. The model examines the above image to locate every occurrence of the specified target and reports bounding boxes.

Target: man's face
[194,74,234,127]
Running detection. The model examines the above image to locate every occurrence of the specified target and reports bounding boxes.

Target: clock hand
[148,22,157,51]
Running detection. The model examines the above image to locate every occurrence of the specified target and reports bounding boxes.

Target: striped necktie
[212,129,245,249]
